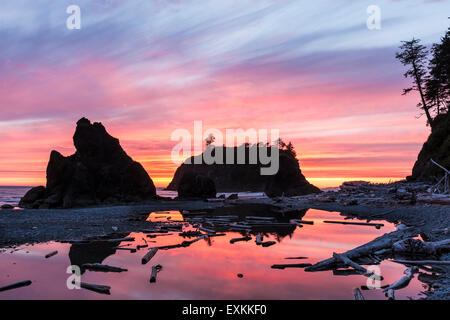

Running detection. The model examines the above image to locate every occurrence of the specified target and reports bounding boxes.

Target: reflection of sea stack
[408,113,450,182]
[167,145,320,197]
[69,242,118,274]
[19,118,156,209]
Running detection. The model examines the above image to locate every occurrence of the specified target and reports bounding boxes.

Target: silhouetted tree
[277,138,297,157]
[396,38,434,128]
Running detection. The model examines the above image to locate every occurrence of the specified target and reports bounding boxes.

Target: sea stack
[167,144,320,197]
[19,118,157,208]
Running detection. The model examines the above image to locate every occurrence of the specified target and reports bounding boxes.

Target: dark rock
[177,172,216,199]
[264,152,321,197]
[1,204,14,209]
[227,193,238,200]
[19,186,46,209]
[19,118,156,208]
[408,113,450,182]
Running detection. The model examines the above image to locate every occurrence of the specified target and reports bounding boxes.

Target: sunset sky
[0,0,449,188]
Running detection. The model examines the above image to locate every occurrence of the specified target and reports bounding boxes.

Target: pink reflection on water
[0,209,429,300]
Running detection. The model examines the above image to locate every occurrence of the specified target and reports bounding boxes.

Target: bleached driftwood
[181,235,208,247]
[383,266,418,292]
[0,280,32,292]
[82,263,128,273]
[305,227,418,272]
[393,238,450,255]
[141,248,158,265]
[353,288,365,300]
[230,236,252,244]
[332,253,383,280]
[392,259,450,266]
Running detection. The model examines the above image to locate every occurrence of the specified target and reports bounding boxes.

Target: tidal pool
[0,209,431,300]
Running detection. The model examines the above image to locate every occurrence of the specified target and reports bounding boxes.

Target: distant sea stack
[19,118,157,209]
[407,113,450,182]
[166,145,320,197]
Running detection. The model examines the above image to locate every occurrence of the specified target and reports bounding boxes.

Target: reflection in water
[0,209,431,300]
[69,241,120,275]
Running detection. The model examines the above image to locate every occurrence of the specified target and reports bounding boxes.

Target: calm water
[0,209,430,300]
[0,186,31,207]
[0,187,265,207]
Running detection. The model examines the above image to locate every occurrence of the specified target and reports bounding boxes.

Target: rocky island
[167,143,320,197]
[19,118,157,209]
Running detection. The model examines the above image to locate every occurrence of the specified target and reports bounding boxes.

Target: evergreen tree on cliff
[396,38,434,128]
[425,28,450,115]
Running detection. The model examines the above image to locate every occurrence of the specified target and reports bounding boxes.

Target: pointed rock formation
[19,118,156,208]
[264,151,321,197]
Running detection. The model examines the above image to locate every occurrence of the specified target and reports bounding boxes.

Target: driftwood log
[392,259,450,266]
[82,263,128,273]
[45,251,58,259]
[182,235,208,247]
[261,241,276,247]
[199,226,216,234]
[392,238,450,255]
[332,253,383,280]
[271,263,312,269]
[290,219,314,225]
[142,248,158,265]
[353,288,365,300]
[305,227,419,272]
[386,289,395,300]
[78,282,111,295]
[323,220,384,229]
[113,247,136,253]
[230,236,252,244]
[255,234,263,245]
[150,265,163,283]
[383,266,418,292]
[0,280,32,292]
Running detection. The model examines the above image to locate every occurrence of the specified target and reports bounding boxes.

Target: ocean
[0,186,265,207]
